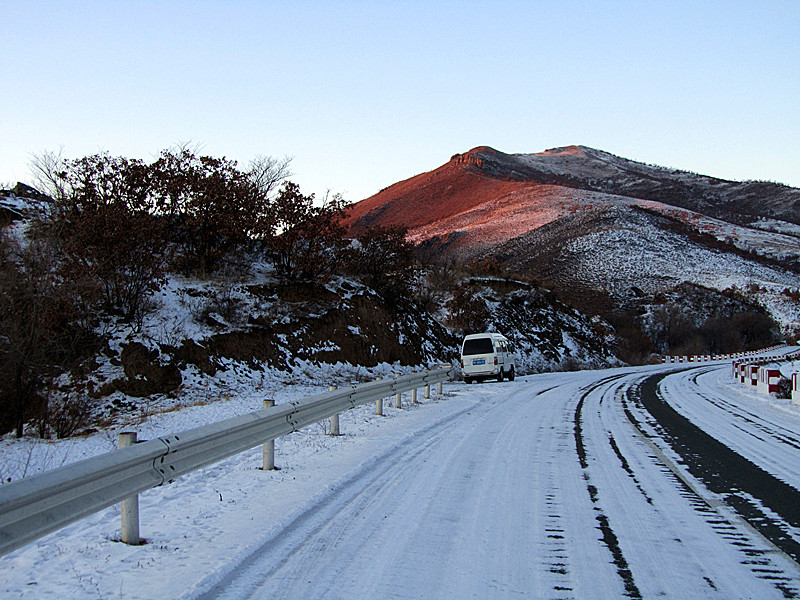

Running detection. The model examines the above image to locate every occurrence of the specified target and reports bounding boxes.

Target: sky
[2,1,799,203]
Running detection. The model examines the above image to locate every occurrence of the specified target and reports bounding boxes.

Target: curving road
[197,363,800,600]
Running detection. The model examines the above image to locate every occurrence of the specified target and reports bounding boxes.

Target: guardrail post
[437,380,443,395]
[119,432,141,545]
[329,385,340,435]
[263,399,276,470]
[375,377,384,416]
[395,374,402,409]
[411,387,418,404]
[424,380,431,399]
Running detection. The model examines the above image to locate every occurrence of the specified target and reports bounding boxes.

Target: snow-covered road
[3,360,800,599]
[199,364,800,599]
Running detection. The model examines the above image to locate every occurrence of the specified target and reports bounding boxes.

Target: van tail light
[460,359,464,368]
[494,357,498,365]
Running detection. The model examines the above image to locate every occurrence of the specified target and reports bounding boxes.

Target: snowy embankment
[2,355,800,599]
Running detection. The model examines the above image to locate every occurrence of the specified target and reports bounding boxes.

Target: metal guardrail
[0,366,453,557]
[661,343,792,364]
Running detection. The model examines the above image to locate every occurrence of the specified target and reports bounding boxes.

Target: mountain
[345,146,800,338]
[345,145,800,357]
[347,145,800,235]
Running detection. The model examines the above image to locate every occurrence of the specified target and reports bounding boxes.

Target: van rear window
[463,338,494,355]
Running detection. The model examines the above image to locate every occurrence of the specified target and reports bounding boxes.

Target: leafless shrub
[558,356,583,372]
[776,377,793,400]
[345,225,417,300]
[608,311,655,365]
[268,183,350,281]
[37,391,93,439]
[195,284,242,326]
[0,231,98,437]
[425,257,463,293]
[444,284,490,334]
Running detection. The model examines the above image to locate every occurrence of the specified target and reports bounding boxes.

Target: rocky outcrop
[115,342,182,397]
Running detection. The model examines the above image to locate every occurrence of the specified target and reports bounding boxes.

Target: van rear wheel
[508,366,515,381]
[497,370,504,382]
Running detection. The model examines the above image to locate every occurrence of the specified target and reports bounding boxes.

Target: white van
[460,332,516,383]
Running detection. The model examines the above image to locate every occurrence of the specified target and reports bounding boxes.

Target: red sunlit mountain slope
[344,145,800,319]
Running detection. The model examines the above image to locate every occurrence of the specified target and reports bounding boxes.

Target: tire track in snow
[684,369,800,453]
[623,397,797,597]
[595,370,799,598]
[536,386,585,600]
[191,400,481,600]
[626,372,800,597]
[195,380,585,599]
[533,384,582,598]
[573,374,643,599]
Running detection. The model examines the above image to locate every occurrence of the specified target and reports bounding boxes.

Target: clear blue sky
[2,1,799,202]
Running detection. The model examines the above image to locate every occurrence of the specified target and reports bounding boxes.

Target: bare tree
[269,182,350,280]
[348,225,417,299]
[247,155,293,200]
[50,153,169,324]
[28,148,70,203]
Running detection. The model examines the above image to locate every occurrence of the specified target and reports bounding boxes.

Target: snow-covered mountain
[345,146,800,336]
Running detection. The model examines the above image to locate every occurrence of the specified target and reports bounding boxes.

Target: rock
[118,342,181,397]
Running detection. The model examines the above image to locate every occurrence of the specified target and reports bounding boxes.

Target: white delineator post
[329,385,340,435]
[757,368,781,395]
[119,432,141,545]
[263,399,275,470]
[749,365,759,387]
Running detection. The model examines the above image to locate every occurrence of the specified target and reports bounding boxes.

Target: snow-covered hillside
[1,183,624,443]
[514,145,800,226]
